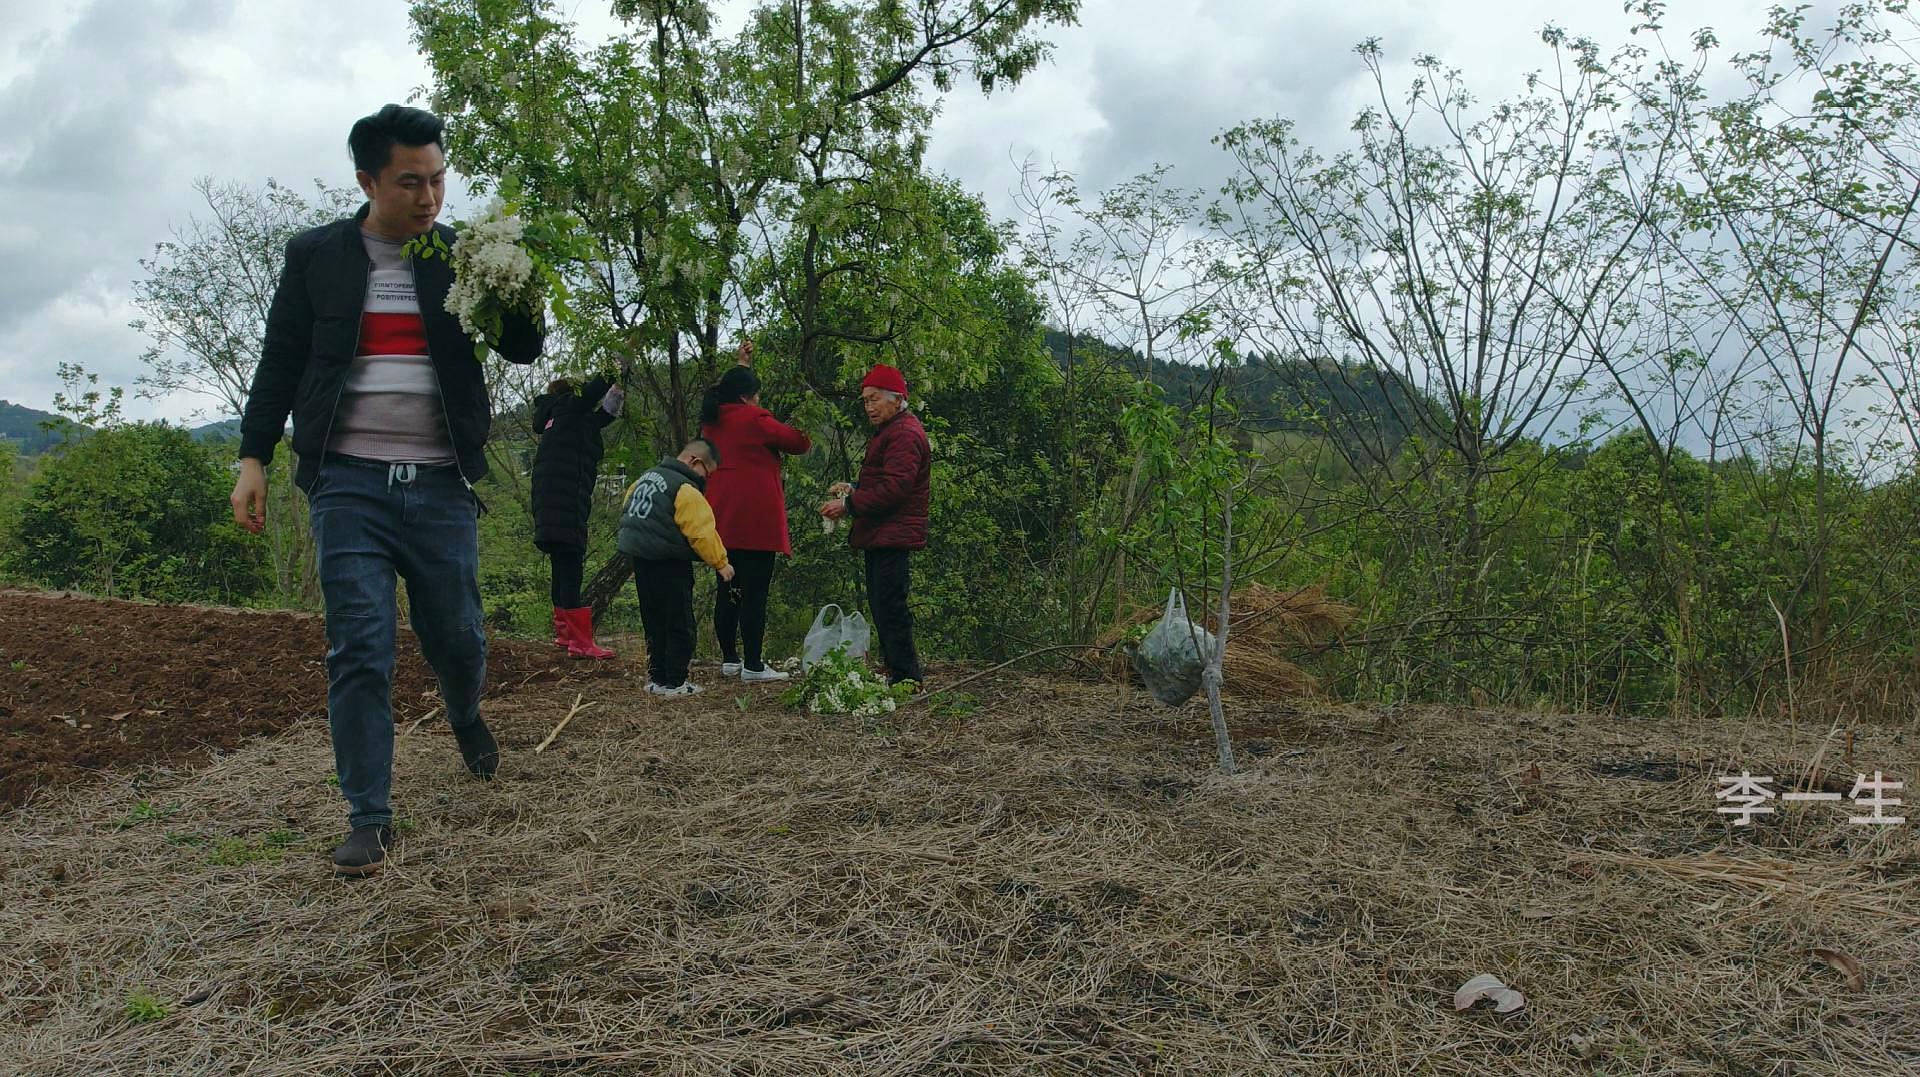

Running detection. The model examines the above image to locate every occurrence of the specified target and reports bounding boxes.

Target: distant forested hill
[0,401,75,455]
[1042,329,1438,455]
[0,401,238,455]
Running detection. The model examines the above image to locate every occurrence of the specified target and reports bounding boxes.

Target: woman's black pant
[714,550,777,668]
[546,544,585,608]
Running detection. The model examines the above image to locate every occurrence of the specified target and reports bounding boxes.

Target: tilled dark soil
[0,591,620,808]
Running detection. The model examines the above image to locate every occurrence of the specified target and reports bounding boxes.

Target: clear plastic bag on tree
[802,603,871,670]
[1132,587,1217,706]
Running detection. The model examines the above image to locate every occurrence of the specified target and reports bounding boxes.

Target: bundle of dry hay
[11,673,1916,1075]
[1093,582,1353,699]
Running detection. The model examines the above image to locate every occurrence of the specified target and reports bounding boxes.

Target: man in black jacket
[229,104,543,877]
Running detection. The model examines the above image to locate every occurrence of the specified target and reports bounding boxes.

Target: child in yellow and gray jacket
[616,439,736,696]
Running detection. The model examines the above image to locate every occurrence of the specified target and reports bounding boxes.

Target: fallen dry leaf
[1810,947,1866,991]
[1521,762,1544,787]
[1454,973,1527,1014]
[105,711,131,723]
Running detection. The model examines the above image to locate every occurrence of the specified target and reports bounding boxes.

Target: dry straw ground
[2,664,1918,1075]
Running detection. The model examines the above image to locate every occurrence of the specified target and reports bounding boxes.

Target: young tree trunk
[1110,447,1147,628]
[1205,483,1236,775]
[584,553,634,622]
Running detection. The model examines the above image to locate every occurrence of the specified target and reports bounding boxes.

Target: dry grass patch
[2,672,1916,1075]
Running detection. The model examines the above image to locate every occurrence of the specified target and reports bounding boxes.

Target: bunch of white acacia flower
[445,198,539,346]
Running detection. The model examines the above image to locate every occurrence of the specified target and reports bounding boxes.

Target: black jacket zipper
[410,251,488,515]
[313,251,372,473]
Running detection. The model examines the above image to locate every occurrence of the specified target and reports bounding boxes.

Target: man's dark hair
[348,104,445,176]
[683,437,721,469]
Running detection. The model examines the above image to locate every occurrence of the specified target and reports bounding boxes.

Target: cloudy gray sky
[0,0,1763,423]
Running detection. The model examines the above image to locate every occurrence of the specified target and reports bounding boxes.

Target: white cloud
[0,0,1775,422]
[0,0,429,422]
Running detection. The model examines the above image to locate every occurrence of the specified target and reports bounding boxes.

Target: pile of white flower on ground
[780,645,914,720]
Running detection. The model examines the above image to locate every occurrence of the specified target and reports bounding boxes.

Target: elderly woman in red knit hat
[819,363,929,686]
[700,341,812,681]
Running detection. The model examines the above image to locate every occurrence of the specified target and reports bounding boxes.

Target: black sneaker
[331,824,395,877]
[451,719,500,780]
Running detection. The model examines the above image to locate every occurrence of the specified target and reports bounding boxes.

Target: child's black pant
[632,557,695,687]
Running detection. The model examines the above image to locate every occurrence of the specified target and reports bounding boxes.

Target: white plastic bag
[802,603,871,669]
[598,383,626,416]
[1132,588,1217,706]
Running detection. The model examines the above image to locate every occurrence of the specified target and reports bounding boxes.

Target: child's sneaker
[740,663,790,683]
[646,681,704,697]
[720,662,743,677]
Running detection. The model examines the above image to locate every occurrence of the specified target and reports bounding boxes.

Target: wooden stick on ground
[402,706,443,736]
[534,694,594,754]
[904,644,1103,710]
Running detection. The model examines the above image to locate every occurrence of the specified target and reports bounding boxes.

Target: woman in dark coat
[531,373,624,658]
[699,341,812,681]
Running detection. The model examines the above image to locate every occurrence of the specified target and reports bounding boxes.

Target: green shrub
[6,422,268,602]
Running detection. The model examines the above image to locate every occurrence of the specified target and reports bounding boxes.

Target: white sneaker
[740,664,791,683]
[646,681,704,697]
[720,662,742,677]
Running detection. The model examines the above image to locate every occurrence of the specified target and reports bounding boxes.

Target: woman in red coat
[699,342,812,681]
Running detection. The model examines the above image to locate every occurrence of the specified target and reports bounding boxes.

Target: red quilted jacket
[848,410,930,550]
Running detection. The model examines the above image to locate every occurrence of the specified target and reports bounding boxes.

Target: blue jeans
[308,455,486,829]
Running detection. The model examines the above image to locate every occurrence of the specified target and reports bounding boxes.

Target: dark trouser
[308,455,486,830]
[632,557,695,687]
[864,547,923,684]
[714,549,777,668]
[547,545,584,608]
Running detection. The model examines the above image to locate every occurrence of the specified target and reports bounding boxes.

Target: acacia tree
[414,0,1077,419]
[127,177,355,604]
[412,0,1081,613]
[1012,165,1237,628]
[130,177,358,418]
[737,3,1064,391]
[1213,32,1664,682]
[1648,0,1920,668]
[1011,158,1116,634]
